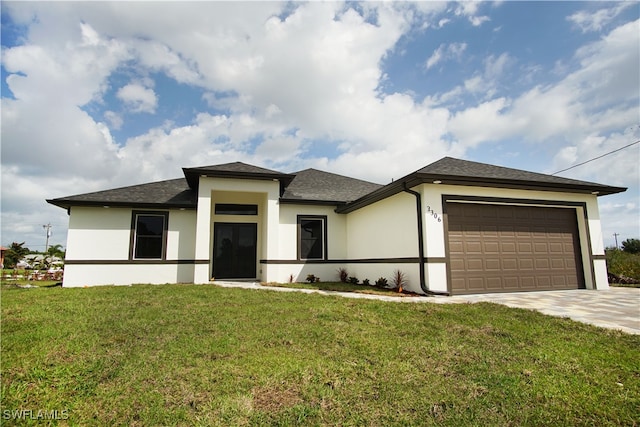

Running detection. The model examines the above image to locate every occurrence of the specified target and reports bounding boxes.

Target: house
[47,157,625,295]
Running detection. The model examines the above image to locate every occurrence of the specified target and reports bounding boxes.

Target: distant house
[0,246,6,269]
[47,157,625,295]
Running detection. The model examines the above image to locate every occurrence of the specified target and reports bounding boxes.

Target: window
[298,216,327,260]
[215,204,258,215]
[131,211,168,259]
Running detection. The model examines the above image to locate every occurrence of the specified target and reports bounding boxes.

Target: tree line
[3,242,65,269]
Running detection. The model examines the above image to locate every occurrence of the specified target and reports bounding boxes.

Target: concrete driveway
[430,287,640,335]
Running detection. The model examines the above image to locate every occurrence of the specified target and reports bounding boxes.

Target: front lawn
[2,284,638,426]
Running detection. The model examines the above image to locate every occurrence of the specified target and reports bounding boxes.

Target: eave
[337,173,627,214]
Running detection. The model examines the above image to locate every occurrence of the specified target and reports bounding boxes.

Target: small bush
[391,270,407,293]
[375,277,388,289]
[362,279,371,286]
[606,249,640,283]
[337,268,348,283]
[306,274,320,283]
[348,277,359,285]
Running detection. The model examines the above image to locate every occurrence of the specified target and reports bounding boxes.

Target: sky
[1,1,639,252]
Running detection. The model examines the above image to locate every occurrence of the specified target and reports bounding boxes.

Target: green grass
[2,285,639,426]
[261,281,408,296]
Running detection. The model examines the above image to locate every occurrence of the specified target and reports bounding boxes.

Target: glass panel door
[213,223,257,279]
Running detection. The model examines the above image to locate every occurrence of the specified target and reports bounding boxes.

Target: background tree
[621,238,640,254]
[46,244,65,259]
[4,242,31,268]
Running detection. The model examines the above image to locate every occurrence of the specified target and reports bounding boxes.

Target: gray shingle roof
[47,178,196,209]
[281,169,382,204]
[48,157,625,212]
[417,157,600,187]
[337,157,626,213]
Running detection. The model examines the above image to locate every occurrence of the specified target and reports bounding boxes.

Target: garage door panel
[484,242,500,253]
[518,242,533,253]
[467,259,484,270]
[485,259,501,270]
[502,258,518,270]
[501,242,517,253]
[447,203,584,295]
[534,242,549,253]
[448,240,464,253]
[465,241,483,253]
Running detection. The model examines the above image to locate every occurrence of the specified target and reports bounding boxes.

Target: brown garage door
[447,203,584,295]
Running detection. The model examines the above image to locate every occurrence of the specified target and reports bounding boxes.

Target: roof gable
[182,161,294,189]
[282,169,382,204]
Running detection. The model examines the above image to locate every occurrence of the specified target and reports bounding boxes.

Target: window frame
[130,210,169,260]
[214,203,258,215]
[297,215,328,260]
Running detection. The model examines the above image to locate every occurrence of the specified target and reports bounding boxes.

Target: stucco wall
[63,206,197,287]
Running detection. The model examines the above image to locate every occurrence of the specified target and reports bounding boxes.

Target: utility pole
[43,223,52,252]
[613,233,620,249]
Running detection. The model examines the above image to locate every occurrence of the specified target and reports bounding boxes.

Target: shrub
[362,279,371,286]
[306,274,320,283]
[606,249,640,283]
[391,270,407,293]
[337,268,349,283]
[375,277,388,289]
[348,276,359,285]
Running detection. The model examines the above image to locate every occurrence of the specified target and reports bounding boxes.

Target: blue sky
[1,1,638,251]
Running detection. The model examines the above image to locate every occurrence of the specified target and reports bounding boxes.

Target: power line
[552,139,640,175]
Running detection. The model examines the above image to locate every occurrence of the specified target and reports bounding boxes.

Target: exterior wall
[63,206,197,287]
[344,191,424,293]
[193,177,280,283]
[63,264,196,287]
[262,204,347,284]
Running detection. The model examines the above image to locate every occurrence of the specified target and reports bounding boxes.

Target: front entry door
[213,223,257,279]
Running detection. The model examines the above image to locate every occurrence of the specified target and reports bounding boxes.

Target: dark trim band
[442,195,588,208]
[64,259,209,265]
[260,257,446,265]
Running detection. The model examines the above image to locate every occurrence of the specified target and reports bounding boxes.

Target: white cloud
[454,1,490,27]
[425,42,467,70]
[104,110,123,130]
[567,2,634,33]
[449,19,639,147]
[117,83,158,114]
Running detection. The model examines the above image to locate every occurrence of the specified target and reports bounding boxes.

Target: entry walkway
[213,281,640,335]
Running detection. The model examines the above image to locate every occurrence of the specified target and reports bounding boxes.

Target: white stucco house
[47,157,625,295]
